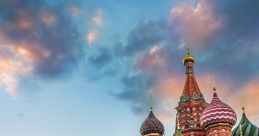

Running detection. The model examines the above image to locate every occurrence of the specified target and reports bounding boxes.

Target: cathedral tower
[175,49,207,135]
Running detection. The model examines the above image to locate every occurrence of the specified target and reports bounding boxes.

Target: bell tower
[174,48,207,136]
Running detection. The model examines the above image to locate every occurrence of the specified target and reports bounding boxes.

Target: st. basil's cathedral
[140,49,259,136]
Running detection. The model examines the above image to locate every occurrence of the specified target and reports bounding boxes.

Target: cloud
[86,0,259,122]
[136,45,166,72]
[84,9,104,46]
[88,47,112,68]
[0,35,36,98]
[0,0,86,97]
[211,0,259,40]
[171,0,221,49]
[122,19,173,55]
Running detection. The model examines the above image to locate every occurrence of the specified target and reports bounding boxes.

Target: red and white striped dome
[200,91,237,128]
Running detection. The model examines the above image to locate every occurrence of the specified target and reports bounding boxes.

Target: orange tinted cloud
[0,35,40,98]
[171,0,221,49]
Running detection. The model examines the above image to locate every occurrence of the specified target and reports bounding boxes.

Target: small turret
[232,106,259,136]
[140,98,164,136]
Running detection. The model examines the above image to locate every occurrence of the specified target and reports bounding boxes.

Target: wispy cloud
[0,0,87,97]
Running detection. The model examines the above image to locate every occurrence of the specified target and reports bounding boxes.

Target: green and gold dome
[232,107,259,136]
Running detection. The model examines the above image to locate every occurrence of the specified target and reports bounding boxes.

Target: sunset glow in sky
[0,0,259,136]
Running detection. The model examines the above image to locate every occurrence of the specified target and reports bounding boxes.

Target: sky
[0,0,259,136]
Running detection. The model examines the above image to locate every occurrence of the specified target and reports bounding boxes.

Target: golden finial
[183,48,195,65]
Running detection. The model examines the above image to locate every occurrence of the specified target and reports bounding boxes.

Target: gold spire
[182,48,195,65]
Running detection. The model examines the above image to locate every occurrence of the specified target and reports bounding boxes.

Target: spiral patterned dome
[140,109,164,135]
[200,91,237,129]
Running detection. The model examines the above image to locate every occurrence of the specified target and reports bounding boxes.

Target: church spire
[181,48,203,101]
[175,49,207,135]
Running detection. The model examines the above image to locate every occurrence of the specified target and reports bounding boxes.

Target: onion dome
[232,107,259,136]
[200,87,237,129]
[182,48,195,65]
[140,107,164,136]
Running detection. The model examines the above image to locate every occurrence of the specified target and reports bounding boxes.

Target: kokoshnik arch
[140,49,259,136]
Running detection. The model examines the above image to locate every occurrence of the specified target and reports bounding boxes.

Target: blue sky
[0,0,259,136]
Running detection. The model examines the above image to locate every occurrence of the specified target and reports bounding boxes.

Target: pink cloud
[171,0,221,49]
[136,46,165,71]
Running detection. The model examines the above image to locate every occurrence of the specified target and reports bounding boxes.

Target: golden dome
[182,48,195,65]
